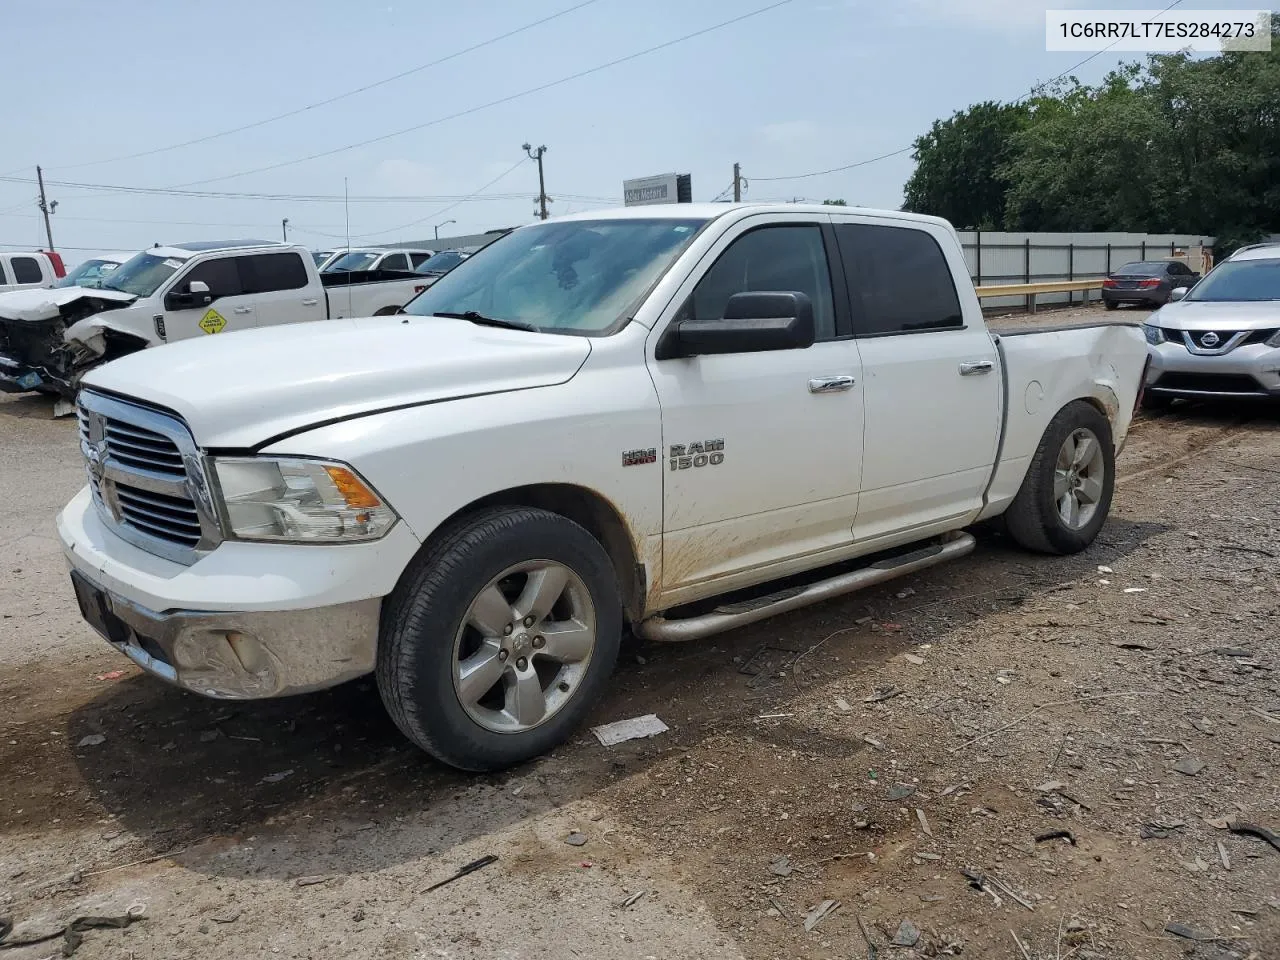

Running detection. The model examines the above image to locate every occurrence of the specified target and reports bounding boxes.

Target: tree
[822,198,847,206]
[902,100,1031,229]
[903,14,1280,252]
[1001,71,1164,231]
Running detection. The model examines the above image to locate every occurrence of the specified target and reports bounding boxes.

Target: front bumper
[57,485,422,698]
[1145,339,1280,399]
[0,350,54,394]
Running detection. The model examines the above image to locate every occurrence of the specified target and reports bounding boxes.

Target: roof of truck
[539,202,955,229]
[143,240,293,261]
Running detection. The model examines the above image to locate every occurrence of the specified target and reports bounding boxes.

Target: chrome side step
[636,532,976,643]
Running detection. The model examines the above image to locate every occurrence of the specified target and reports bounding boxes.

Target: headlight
[1142,324,1165,345]
[213,457,397,542]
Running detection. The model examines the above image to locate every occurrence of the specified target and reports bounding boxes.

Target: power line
[0,241,138,252]
[0,211,332,230]
[0,174,614,205]
[354,158,529,239]
[40,1,603,172]
[171,0,797,188]
[753,0,1183,183]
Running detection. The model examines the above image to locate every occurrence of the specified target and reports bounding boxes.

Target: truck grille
[115,485,204,547]
[77,391,220,564]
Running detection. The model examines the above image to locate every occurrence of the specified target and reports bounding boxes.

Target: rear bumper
[1102,288,1166,306]
[1145,340,1280,398]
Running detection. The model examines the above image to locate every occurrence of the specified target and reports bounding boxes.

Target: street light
[434,219,456,241]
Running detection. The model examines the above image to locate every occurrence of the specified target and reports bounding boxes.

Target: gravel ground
[1,341,1276,959]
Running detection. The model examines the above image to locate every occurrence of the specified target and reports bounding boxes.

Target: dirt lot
[2,303,1277,960]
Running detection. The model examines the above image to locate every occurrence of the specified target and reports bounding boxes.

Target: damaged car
[0,239,432,403]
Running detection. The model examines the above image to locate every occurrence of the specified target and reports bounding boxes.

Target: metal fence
[957,231,1215,310]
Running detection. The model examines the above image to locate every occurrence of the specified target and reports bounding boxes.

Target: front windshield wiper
[432,311,537,332]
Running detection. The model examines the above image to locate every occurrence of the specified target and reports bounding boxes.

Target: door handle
[302,298,319,306]
[959,360,995,376]
[232,306,252,315]
[808,375,856,394]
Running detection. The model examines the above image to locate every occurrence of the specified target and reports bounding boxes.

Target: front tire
[1004,401,1115,555]
[377,507,622,771]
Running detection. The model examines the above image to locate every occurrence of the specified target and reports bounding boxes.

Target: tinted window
[379,253,409,271]
[1186,259,1280,302]
[11,256,43,284]
[409,253,432,268]
[1115,261,1167,276]
[1170,261,1192,276]
[240,252,309,293]
[180,257,243,299]
[690,225,835,340]
[834,223,962,335]
[325,251,379,272]
[0,261,9,285]
[416,251,465,274]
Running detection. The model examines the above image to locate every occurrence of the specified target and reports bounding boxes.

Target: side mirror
[1170,287,1189,301]
[657,291,816,359]
[164,279,213,311]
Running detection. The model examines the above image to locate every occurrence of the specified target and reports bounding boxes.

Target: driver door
[646,215,865,603]
[162,255,257,341]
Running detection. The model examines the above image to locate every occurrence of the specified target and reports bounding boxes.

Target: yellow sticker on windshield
[199,309,227,334]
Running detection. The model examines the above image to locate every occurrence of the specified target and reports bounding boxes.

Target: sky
[1,0,1268,263]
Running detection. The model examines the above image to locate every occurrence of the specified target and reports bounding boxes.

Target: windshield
[1115,262,1167,276]
[53,258,121,289]
[98,251,187,297]
[414,251,465,274]
[403,218,707,333]
[324,251,379,272]
[1187,259,1280,302]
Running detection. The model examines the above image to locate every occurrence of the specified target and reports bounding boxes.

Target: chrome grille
[76,391,221,565]
[115,485,203,547]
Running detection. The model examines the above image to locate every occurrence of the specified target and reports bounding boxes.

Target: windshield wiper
[432,311,537,332]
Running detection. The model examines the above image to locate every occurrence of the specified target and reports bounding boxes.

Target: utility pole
[36,166,57,252]
[523,143,549,220]
[281,218,289,242]
[733,162,742,203]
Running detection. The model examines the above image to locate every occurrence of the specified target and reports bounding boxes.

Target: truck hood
[1151,300,1280,331]
[0,285,137,323]
[83,316,593,448]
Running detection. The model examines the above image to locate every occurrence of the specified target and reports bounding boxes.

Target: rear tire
[1004,401,1115,555]
[1104,300,1118,311]
[373,305,403,316]
[1141,391,1173,411]
[377,506,622,771]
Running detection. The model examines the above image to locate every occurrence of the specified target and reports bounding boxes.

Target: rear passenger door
[831,217,1001,543]
[240,252,322,329]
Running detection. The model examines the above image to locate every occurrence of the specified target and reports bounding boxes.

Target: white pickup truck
[56,204,1148,771]
[0,250,65,292]
[0,240,429,398]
